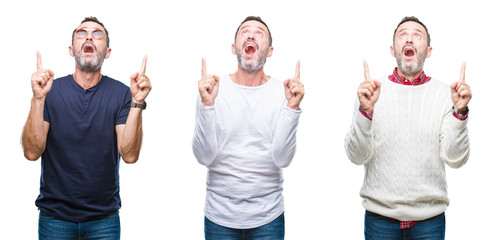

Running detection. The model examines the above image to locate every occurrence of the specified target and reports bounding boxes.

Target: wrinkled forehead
[76,21,105,31]
[396,21,427,35]
[238,20,269,35]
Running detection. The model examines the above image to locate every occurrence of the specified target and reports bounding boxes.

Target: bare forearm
[22,97,48,160]
[119,108,143,163]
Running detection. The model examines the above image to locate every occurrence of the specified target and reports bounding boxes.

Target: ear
[390,45,395,58]
[425,46,432,58]
[231,43,237,55]
[68,45,74,57]
[266,46,274,58]
[104,47,112,59]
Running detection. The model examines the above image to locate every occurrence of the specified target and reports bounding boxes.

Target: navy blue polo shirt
[36,74,131,222]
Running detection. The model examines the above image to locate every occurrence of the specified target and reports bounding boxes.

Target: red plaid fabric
[359,107,373,120]
[390,217,416,229]
[388,67,431,85]
[400,221,416,229]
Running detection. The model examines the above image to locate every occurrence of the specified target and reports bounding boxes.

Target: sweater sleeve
[271,103,301,168]
[344,98,375,165]
[439,108,470,168]
[192,96,218,166]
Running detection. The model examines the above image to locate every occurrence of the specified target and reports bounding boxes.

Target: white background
[1,0,490,239]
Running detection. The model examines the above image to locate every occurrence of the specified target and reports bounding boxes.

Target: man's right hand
[357,60,381,115]
[31,51,54,100]
[198,58,219,106]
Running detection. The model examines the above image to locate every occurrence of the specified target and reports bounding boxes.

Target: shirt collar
[388,67,431,86]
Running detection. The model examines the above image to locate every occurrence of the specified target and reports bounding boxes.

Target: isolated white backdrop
[1,0,490,239]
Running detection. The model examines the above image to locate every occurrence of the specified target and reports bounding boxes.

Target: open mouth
[244,41,257,56]
[83,44,95,54]
[403,47,415,57]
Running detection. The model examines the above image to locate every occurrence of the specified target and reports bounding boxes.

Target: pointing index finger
[140,55,147,74]
[363,60,371,82]
[201,58,207,78]
[459,62,466,83]
[37,51,42,71]
[295,60,300,80]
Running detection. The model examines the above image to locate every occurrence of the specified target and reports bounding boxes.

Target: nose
[86,32,93,41]
[246,31,255,40]
[405,35,413,44]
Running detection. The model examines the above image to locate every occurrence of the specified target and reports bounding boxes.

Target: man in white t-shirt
[345,16,472,240]
[192,16,304,239]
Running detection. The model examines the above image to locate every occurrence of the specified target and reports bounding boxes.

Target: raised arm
[22,52,54,160]
[272,61,304,168]
[116,55,152,163]
[192,59,220,166]
[441,62,471,168]
[344,61,380,165]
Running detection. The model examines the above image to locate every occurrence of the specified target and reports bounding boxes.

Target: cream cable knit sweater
[345,77,470,221]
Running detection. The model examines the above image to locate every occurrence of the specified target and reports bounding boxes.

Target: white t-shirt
[193,75,301,229]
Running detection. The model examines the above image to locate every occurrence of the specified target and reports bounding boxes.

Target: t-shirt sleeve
[43,94,51,122]
[43,103,50,122]
[116,88,132,125]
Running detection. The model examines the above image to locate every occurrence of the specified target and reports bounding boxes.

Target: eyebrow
[398,28,424,34]
[76,27,104,31]
[239,24,267,33]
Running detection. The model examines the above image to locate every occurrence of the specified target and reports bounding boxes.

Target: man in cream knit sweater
[345,16,471,240]
[193,16,304,239]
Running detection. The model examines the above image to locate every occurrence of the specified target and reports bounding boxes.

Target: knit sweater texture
[345,77,470,221]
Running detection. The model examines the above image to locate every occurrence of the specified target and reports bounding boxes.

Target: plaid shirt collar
[388,67,431,86]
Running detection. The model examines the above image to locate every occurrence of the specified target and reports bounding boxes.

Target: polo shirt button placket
[83,90,90,118]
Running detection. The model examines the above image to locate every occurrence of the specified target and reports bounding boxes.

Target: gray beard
[73,47,106,73]
[235,46,268,72]
[395,48,427,77]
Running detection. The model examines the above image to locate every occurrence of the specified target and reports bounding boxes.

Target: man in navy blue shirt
[22,16,151,240]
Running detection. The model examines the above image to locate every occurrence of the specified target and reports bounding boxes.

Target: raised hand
[31,51,54,100]
[198,58,220,106]
[283,60,304,110]
[130,55,152,104]
[358,61,381,115]
[450,62,472,110]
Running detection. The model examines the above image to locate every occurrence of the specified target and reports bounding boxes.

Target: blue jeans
[365,211,445,240]
[205,213,285,240]
[38,211,120,240]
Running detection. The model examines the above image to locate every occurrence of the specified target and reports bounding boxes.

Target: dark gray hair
[235,16,272,46]
[393,16,430,46]
[72,16,110,47]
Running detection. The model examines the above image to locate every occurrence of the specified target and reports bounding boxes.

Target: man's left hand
[451,62,472,110]
[130,55,152,104]
[284,60,304,110]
